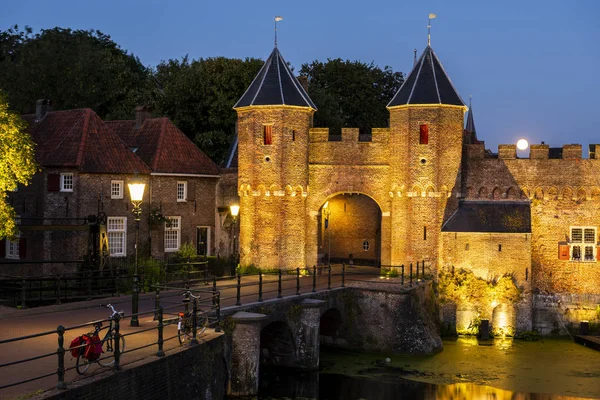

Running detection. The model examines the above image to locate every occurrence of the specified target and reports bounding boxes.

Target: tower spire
[428,13,437,46]
[274,16,283,48]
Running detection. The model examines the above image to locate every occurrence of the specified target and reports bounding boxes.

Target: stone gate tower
[386,46,466,265]
[234,47,317,269]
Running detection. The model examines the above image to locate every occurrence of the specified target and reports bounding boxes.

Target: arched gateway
[234,44,466,270]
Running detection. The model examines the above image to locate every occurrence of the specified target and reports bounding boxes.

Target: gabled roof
[442,201,531,233]
[107,118,219,176]
[23,109,151,174]
[388,46,464,107]
[234,47,316,110]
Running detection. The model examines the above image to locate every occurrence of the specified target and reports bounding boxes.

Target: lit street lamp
[128,179,145,327]
[230,204,240,275]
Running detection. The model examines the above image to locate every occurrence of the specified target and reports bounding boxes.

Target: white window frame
[107,217,127,257]
[570,226,596,262]
[177,181,187,202]
[60,173,74,192]
[111,180,124,199]
[6,234,20,260]
[165,216,181,252]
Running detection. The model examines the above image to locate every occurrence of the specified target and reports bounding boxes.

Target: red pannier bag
[84,334,103,361]
[69,336,83,358]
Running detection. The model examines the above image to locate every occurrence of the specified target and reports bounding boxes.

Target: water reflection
[258,369,590,400]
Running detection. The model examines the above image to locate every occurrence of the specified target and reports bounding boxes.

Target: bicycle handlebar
[100,303,124,319]
[183,291,202,300]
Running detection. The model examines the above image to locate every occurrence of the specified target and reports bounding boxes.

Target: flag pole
[275,16,283,48]
[428,17,431,46]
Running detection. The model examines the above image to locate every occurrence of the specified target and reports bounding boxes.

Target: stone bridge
[221,281,441,397]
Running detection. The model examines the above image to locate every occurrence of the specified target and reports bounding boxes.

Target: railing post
[156,306,165,357]
[410,263,413,286]
[416,261,420,281]
[113,314,122,370]
[312,265,316,293]
[212,278,217,306]
[191,298,198,345]
[258,269,263,302]
[153,287,160,320]
[401,265,405,286]
[55,275,61,305]
[56,325,66,389]
[215,292,222,332]
[327,263,331,290]
[341,264,346,288]
[20,279,27,309]
[204,263,209,286]
[236,273,242,306]
[277,269,282,299]
[296,267,301,295]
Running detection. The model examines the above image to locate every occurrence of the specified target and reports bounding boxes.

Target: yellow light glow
[128,183,145,202]
[517,139,529,150]
[323,201,329,209]
[230,205,240,217]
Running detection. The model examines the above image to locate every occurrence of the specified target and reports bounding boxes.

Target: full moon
[517,139,529,150]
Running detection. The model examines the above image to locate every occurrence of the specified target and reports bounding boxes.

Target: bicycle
[177,291,209,345]
[75,304,126,374]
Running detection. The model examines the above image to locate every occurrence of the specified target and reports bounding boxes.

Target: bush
[381,267,399,278]
[514,330,541,341]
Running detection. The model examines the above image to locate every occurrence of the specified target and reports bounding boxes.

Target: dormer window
[263,125,273,145]
[420,124,429,144]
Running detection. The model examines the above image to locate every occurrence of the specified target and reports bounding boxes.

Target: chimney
[135,105,152,129]
[35,99,52,121]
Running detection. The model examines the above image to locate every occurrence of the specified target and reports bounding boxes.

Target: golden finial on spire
[428,13,437,46]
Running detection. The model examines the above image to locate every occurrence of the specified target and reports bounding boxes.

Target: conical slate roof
[388,46,464,107]
[465,103,476,134]
[234,47,316,110]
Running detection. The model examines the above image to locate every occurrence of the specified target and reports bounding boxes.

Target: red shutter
[558,243,570,260]
[420,124,429,144]
[264,125,272,145]
[19,238,26,258]
[48,174,60,192]
[0,239,5,257]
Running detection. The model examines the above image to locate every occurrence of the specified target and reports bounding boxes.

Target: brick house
[2,102,220,275]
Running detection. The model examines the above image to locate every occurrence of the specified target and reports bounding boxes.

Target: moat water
[256,338,600,400]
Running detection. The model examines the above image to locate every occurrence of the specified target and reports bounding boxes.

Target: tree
[153,56,263,164]
[299,59,404,134]
[0,26,150,119]
[0,91,37,239]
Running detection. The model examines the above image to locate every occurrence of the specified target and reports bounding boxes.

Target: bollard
[236,274,242,306]
[296,267,300,295]
[416,261,419,281]
[410,263,413,286]
[191,298,198,345]
[156,306,165,357]
[258,270,263,302]
[341,264,346,287]
[212,278,217,306]
[401,264,405,286]
[215,292,222,333]
[277,269,282,298]
[312,265,316,293]
[113,314,122,370]
[153,287,160,320]
[56,325,66,389]
[327,263,331,290]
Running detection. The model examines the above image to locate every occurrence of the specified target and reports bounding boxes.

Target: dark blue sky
[3,0,599,155]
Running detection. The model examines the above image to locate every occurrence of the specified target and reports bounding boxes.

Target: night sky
[3,0,599,155]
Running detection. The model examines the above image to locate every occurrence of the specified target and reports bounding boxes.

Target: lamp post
[323,201,331,264]
[128,179,146,327]
[230,204,240,275]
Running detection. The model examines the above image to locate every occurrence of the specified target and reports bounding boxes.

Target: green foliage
[175,241,197,261]
[0,91,37,239]
[148,208,169,229]
[299,59,404,134]
[141,257,164,292]
[0,26,150,119]
[380,267,399,278]
[514,330,541,341]
[236,264,280,275]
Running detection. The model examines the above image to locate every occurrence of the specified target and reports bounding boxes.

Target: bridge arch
[260,320,295,367]
[319,308,343,343]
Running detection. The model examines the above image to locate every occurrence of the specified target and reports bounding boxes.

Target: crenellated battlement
[309,127,391,165]
[309,127,390,143]
[465,143,600,160]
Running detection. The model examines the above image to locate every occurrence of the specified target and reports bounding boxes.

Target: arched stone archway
[260,321,295,367]
[318,194,382,266]
[320,308,343,343]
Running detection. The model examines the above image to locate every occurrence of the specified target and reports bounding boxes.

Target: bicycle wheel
[97,333,126,367]
[178,316,193,345]
[75,351,92,375]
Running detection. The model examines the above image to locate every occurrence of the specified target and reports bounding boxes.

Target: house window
[165,217,181,252]
[60,173,73,192]
[107,217,127,257]
[263,125,273,145]
[292,130,296,141]
[177,182,187,202]
[111,180,124,199]
[6,236,19,259]
[570,226,596,261]
[362,240,370,251]
[419,124,429,144]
